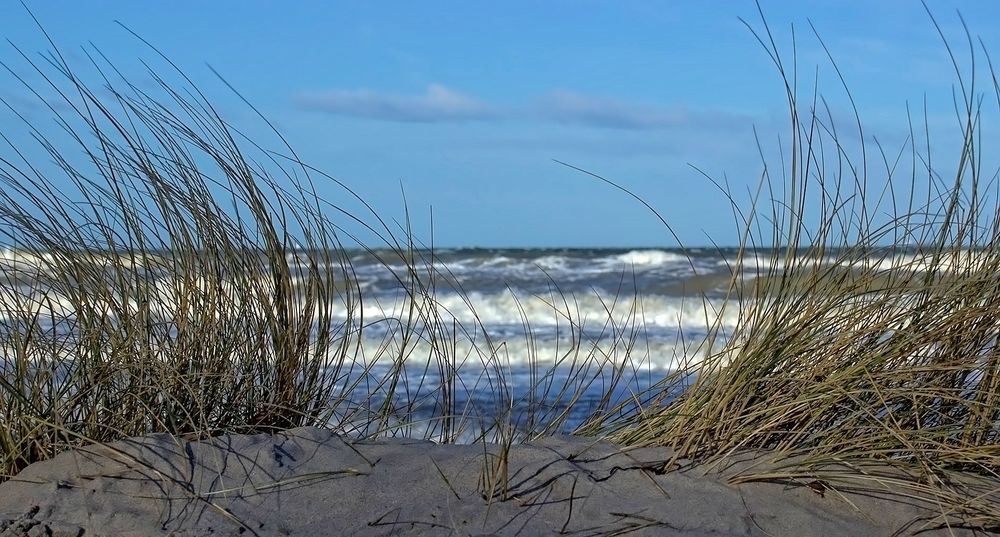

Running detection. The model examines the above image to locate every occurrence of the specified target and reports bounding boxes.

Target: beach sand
[0,427,993,536]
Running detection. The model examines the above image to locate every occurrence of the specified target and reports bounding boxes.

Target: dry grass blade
[0,7,657,492]
[604,2,1000,531]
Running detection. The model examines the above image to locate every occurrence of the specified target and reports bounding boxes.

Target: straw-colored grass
[607,5,1000,531]
[3,3,1000,533]
[0,15,644,484]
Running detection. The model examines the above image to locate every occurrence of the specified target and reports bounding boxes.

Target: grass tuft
[607,4,1000,529]
[3,3,1000,533]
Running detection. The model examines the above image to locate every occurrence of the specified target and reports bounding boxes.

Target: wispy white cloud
[294,84,497,123]
[532,90,747,130]
[294,85,750,131]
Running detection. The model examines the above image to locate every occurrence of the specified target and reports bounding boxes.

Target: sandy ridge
[0,427,994,536]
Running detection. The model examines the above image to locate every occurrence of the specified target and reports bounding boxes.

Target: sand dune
[0,427,993,536]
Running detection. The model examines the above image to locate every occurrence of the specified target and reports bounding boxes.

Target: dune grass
[604,6,1000,530]
[2,3,1000,534]
[0,15,648,485]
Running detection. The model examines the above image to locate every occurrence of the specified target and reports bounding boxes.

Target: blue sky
[3,1,1000,247]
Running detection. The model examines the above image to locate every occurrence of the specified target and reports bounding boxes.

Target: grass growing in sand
[1,3,1000,534]
[604,6,1000,530]
[0,13,644,482]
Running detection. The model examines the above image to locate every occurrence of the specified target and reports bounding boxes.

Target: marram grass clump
[2,4,1000,534]
[0,22,639,482]
[608,8,1000,530]
[0,34,489,479]
[0,45,361,477]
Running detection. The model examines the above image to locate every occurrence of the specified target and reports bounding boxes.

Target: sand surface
[0,427,995,536]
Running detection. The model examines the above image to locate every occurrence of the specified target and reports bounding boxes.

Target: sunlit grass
[0,15,655,487]
[606,5,1000,529]
[2,3,1000,532]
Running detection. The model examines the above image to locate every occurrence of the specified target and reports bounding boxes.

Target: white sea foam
[737,249,999,276]
[854,251,994,273]
[0,274,283,323]
[0,249,55,266]
[0,270,740,334]
[343,333,703,370]
[534,255,570,271]
[0,288,76,320]
[345,250,697,281]
[345,290,740,335]
[612,249,689,268]
[1,300,712,372]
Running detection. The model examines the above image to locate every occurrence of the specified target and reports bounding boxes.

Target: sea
[0,246,750,436]
[6,244,970,439]
[302,247,745,437]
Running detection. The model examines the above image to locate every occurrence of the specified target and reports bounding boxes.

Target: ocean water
[268,247,741,438]
[1,246,953,438]
[329,247,741,352]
